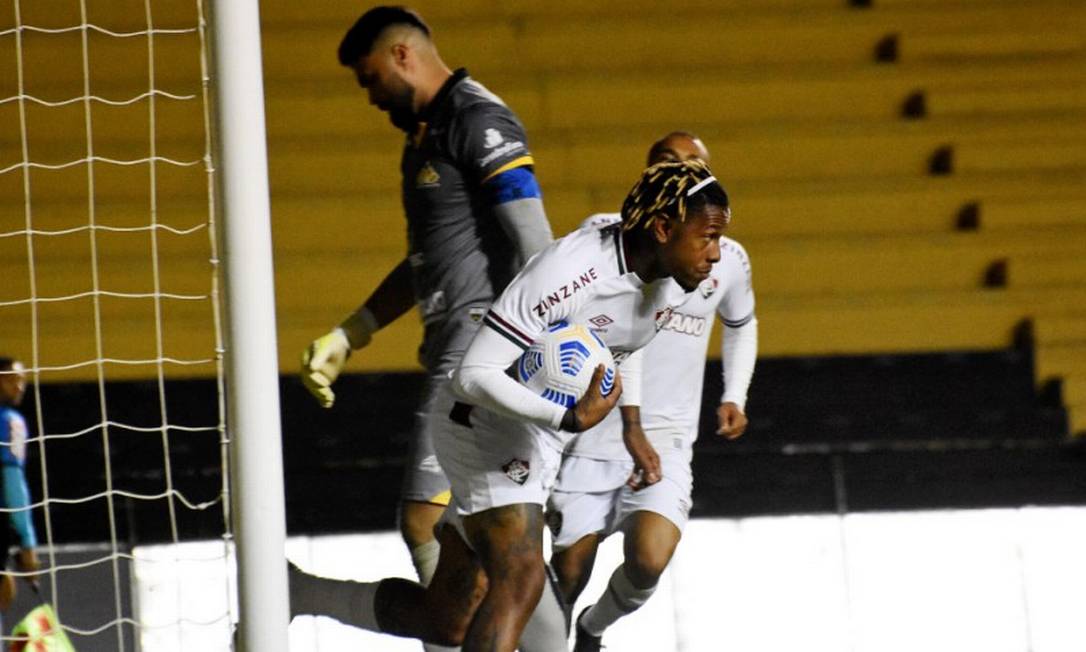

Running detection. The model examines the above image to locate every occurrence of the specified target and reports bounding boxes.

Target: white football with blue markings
[516,320,616,408]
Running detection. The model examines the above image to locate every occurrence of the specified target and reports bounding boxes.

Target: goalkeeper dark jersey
[400,68,537,373]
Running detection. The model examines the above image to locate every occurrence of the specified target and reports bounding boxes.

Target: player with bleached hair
[291,159,731,651]
[552,132,759,652]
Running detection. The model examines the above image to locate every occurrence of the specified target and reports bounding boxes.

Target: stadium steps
[7,104,1084,202]
[867,0,1086,443]
[744,230,1082,297]
[1063,377,1086,435]
[251,0,1069,25]
[9,225,1083,306]
[1033,318,1086,436]
[7,1,1081,92]
[1034,316,1086,345]
[977,197,1086,231]
[3,171,1082,250]
[6,55,1084,147]
[892,29,1084,63]
[1005,255,1086,289]
[1036,346,1086,389]
[3,0,1085,385]
[10,285,1086,379]
[912,85,1086,118]
[940,138,1086,176]
[0,315,419,382]
[754,286,1086,356]
[1034,344,1086,437]
[252,2,1084,78]
[40,113,1061,198]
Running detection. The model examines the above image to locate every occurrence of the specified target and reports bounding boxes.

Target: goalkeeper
[299,5,553,603]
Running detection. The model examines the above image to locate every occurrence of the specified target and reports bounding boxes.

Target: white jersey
[484,218,688,367]
[455,218,690,432]
[567,213,755,460]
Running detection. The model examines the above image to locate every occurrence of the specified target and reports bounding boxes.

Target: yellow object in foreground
[9,604,75,652]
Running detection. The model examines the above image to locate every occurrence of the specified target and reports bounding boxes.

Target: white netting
[0,1,231,649]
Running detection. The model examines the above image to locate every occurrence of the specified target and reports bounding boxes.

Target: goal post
[207,1,290,651]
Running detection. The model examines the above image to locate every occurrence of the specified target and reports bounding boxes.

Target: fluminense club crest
[699,277,719,299]
[654,307,674,331]
[502,458,530,485]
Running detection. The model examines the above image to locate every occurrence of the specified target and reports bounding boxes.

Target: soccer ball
[516,320,616,408]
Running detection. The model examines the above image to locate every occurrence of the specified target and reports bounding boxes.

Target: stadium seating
[3,0,1086,547]
[1,0,1084,436]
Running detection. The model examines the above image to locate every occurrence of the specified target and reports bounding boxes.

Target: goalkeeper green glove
[300,306,379,408]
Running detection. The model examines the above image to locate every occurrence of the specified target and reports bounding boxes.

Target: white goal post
[1,0,288,648]
[208,1,290,650]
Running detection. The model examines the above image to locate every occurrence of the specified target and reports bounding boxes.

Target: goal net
[0,1,244,649]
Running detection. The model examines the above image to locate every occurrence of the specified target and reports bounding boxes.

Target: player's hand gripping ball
[516,320,616,408]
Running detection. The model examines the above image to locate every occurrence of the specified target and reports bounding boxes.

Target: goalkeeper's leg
[289,522,484,647]
[401,374,456,586]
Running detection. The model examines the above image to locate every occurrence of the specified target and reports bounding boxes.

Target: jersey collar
[418,67,469,124]
[612,228,629,275]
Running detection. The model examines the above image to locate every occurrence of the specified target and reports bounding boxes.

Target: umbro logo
[588,314,613,329]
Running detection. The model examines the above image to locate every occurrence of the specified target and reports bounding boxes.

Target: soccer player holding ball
[450,157,731,650]
[291,159,730,651]
[551,133,759,652]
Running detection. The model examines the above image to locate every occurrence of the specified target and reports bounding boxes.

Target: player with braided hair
[550,132,758,652]
[436,157,728,650]
[290,159,729,652]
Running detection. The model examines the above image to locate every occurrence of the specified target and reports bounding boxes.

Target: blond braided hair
[620,159,722,231]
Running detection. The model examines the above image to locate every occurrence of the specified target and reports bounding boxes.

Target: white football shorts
[432,386,566,520]
[547,439,693,550]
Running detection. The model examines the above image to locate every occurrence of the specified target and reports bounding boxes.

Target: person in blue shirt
[0,356,40,617]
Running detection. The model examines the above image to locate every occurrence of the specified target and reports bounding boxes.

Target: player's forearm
[616,349,643,407]
[721,317,758,411]
[339,258,415,347]
[452,327,567,429]
[492,197,553,265]
[3,465,37,548]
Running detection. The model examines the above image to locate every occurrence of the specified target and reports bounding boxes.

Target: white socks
[581,565,656,637]
[411,539,442,587]
[288,562,382,632]
[411,540,460,652]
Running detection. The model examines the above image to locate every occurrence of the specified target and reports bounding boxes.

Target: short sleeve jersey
[483,220,690,366]
[0,406,28,469]
[401,68,536,373]
[566,214,755,459]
